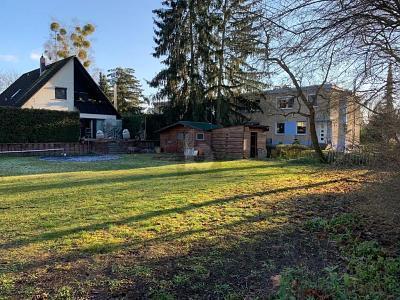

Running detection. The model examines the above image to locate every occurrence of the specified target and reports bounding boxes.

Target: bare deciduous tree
[0,70,19,94]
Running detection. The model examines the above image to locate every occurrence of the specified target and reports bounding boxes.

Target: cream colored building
[0,56,120,138]
[244,85,361,151]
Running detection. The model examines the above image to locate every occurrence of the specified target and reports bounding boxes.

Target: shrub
[271,144,312,159]
[122,113,143,138]
[0,107,80,143]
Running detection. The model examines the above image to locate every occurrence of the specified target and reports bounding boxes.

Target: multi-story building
[243,84,361,151]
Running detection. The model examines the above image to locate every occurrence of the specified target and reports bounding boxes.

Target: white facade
[21,60,116,123]
[22,59,75,112]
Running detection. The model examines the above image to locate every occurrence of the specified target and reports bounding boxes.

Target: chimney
[113,83,118,111]
[40,55,46,75]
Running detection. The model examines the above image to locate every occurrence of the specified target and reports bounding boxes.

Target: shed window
[55,87,67,100]
[277,97,295,109]
[196,133,205,140]
[177,132,184,140]
[296,121,307,134]
[276,123,285,134]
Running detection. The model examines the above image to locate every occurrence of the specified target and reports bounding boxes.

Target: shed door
[250,132,258,158]
[176,132,186,152]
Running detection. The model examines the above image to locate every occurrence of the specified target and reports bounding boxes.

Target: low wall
[0,140,158,157]
[0,142,90,156]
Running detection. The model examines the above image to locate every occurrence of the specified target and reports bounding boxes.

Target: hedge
[271,144,312,159]
[0,107,80,143]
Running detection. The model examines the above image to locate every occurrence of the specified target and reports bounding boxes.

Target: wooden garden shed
[158,121,221,157]
[212,125,269,160]
[158,121,269,160]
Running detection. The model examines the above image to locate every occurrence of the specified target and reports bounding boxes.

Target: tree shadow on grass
[6,180,358,299]
[0,177,350,253]
[3,170,392,298]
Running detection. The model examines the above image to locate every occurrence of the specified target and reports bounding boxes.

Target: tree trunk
[216,0,229,125]
[189,0,197,120]
[309,107,327,163]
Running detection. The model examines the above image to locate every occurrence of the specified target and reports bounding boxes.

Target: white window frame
[196,132,205,141]
[277,96,295,110]
[296,121,307,135]
[276,122,285,135]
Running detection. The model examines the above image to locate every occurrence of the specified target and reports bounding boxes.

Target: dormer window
[11,89,21,99]
[55,87,67,100]
[277,96,295,109]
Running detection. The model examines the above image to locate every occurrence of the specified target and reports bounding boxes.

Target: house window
[296,121,307,135]
[276,123,285,134]
[308,94,317,106]
[55,87,67,100]
[277,96,295,109]
[196,133,205,140]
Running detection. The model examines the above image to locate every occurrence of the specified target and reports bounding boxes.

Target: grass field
[0,155,399,299]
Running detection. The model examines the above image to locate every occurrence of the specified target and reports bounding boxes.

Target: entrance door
[317,123,327,144]
[250,132,258,158]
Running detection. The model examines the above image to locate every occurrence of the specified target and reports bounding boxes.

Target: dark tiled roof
[0,57,74,107]
[157,121,222,133]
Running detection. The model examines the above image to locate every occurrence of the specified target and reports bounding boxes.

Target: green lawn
[0,155,398,299]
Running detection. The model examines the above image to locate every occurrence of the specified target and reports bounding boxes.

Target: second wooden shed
[212,125,269,160]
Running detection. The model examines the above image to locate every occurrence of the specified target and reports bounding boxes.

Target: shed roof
[157,121,222,133]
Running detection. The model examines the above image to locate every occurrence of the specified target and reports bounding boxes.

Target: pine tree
[208,0,266,124]
[107,68,144,113]
[151,0,205,122]
[98,72,112,99]
[151,0,266,124]
[365,64,399,144]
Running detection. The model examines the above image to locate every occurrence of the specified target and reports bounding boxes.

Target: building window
[276,123,285,134]
[277,96,295,109]
[55,87,67,100]
[196,133,205,140]
[308,94,317,106]
[297,121,307,135]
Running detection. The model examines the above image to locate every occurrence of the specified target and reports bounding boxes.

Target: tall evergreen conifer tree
[107,68,144,113]
[151,0,266,124]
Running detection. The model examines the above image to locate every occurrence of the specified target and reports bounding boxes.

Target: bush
[0,107,80,143]
[271,144,312,159]
[121,113,169,141]
[122,113,143,139]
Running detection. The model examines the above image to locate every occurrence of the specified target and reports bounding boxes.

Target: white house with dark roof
[0,56,120,138]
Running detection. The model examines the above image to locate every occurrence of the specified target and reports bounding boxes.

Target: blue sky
[0,0,162,95]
